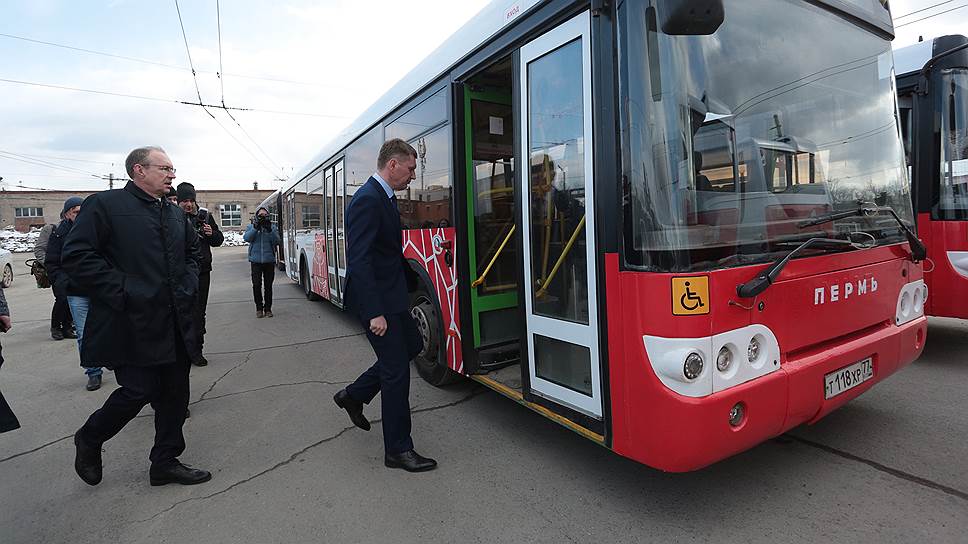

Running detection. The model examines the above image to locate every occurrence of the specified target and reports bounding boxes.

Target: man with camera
[176,182,223,367]
[243,207,280,318]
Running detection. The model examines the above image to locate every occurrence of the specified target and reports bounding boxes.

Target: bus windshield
[939,69,968,220]
[618,0,912,272]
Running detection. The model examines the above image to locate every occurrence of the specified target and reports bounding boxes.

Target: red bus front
[610,0,924,471]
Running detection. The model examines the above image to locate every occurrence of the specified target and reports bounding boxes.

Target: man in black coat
[63,146,211,487]
[176,182,224,366]
[333,138,435,473]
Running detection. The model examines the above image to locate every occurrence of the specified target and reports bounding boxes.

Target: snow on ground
[222,231,248,247]
[0,227,41,253]
[0,226,249,253]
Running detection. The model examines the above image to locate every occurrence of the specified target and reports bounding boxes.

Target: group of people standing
[4,138,436,485]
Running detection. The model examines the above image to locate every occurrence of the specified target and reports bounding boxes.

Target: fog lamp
[683,352,704,380]
[729,403,745,427]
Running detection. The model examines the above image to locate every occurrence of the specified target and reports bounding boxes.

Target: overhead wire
[0,77,349,117]
[893,0,957,19]
[173,0,205,106]
[895,3,968,27]
[212,0,285,178]
[0,31,357,89]
[170,1,282,180]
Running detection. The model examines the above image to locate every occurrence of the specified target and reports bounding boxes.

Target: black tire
[301,258,320,301]
[411,285,459,386]
[1,264,12,288]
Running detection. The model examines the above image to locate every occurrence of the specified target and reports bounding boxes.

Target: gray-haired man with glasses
[64,145,211,487]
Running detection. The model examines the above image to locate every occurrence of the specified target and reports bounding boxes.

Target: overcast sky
[0,0,964,192]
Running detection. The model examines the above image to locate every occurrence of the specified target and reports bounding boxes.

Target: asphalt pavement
[0,246,965,543]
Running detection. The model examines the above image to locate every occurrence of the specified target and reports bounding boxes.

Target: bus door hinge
[591,0,608,17]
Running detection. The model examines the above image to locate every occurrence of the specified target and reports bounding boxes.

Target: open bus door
[455,12,604,424]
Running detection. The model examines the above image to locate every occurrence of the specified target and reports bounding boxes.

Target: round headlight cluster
[683,352,704,380]
[716,346,732,372]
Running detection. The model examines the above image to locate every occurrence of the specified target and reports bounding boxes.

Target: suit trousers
[80,332,190,467]
[193,272,211,356]
[346,311,424,455]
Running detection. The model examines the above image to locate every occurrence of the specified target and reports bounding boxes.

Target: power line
[896,3,968,27]
[217,0,227,107]
[0,32,360,90]
[2,152,115,166]
[174,0,205,105]
[0,149,105,178]
[894,0,957,18]
[0,77,349,118]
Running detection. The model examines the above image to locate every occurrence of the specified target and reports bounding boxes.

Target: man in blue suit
[334,138,436,472]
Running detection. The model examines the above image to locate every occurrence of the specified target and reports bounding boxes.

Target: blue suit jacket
[344,177,411,321]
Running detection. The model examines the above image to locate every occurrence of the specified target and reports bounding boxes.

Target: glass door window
[519,11,602,418]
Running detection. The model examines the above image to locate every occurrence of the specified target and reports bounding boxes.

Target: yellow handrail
[471,224,516,288]
[536,215,585,299]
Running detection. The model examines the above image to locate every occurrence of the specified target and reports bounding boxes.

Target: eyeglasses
[141,164,176,174]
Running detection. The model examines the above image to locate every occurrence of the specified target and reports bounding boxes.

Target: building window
[302,205,321,228]
[219,203,242,227]
[15,207,43,218]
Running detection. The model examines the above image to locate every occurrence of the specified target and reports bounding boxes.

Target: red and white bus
[895,35,968,320]
[279,0,926,471]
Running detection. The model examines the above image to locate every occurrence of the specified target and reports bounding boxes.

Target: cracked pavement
[1,247,966,543]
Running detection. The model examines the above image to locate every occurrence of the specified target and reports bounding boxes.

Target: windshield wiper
[797,203,927,261]
[736,235,874,299]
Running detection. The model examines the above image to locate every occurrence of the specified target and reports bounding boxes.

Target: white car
[0,249,12,288]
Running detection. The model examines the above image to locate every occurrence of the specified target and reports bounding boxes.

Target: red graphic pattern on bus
[402,227,463,374]
[312,233,330,299]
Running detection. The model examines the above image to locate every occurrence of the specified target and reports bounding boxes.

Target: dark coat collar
[124,180,161,202]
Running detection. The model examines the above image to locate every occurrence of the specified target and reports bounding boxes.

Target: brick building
[0,188,275,232]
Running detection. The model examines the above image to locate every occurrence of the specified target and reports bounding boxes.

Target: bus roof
[287,0,544,190]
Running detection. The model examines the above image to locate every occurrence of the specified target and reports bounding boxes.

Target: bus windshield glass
[618,0,912,272]
[939,69,968,220]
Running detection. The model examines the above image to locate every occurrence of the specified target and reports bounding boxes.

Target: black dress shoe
[51,327,64,341]
[73,429,103,486]
[63,328,77,339]
[192,355,208,367]
[333,389,370,431]
[385,450,437,473]
[149,462,212,486]
[85,374,101,391]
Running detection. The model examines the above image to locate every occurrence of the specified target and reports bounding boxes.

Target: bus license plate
[824,358,874,399]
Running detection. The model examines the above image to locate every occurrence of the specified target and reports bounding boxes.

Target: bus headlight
[716,346,732,372]
[747,337,761,364]
[683,352,704,380]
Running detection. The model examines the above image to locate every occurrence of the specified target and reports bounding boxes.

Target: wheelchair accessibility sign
[671,277,710,315]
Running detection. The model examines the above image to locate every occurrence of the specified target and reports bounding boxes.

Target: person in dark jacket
[44,196,105,391]
[177,182,223,366]
[35,217,74,341]
[63,145,211,487]
[333,138,434,473]
[0,284,18,434]
[243,207,280,318]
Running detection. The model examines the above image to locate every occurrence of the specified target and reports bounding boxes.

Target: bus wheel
[411,287,458,386]
[301,259,320,301]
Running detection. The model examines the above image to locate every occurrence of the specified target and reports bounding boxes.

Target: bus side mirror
[655,0,724,35]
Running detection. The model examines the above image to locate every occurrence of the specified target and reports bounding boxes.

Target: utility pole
[108,173,114,190]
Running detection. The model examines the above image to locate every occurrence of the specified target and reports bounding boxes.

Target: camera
[255,213,271,230]
[195,207,210,235]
